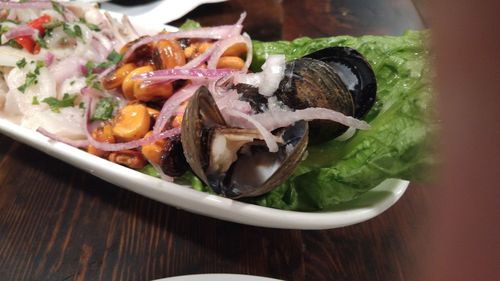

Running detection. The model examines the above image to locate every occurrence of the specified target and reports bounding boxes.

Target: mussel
[181,86,309,198]
[274,46,377,143]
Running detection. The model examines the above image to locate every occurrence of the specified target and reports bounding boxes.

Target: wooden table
[0,1,429,280]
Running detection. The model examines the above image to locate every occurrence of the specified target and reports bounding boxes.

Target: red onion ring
[44,52,55,67]
[133,68,236,83]
[4,25,36,41]
[153,84,200,134]
[206,33,253,72]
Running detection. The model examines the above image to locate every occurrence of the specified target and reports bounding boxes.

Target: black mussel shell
[275,58,355,144]
[305,46,377,119]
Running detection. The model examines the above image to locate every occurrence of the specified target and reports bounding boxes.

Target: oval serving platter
[0,10,409,230]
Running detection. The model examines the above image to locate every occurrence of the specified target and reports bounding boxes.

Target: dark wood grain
[0,1,430,280]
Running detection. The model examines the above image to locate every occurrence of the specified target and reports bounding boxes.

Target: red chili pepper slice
[14,15,52,54]
[15,36,35,53]
[28,14,51,36]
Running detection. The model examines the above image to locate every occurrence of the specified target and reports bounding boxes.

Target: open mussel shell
[275,58,355,144]
[305,46,377,119]
[181,86,309,199]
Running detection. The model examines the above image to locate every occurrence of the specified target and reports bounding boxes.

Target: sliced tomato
[15,36,35,53]
[28,14,51,36]
[14,15,51,54]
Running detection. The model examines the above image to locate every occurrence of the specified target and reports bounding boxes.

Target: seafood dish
[0,1,432,212]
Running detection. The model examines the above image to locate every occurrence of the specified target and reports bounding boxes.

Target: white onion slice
[252,108,371,131]
[258,54,286,96]
[37,127,89,148]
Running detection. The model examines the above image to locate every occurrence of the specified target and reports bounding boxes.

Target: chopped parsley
[32,96,39,105]
[79,18,100,32]
[0,25,10,35]
[7,40,22,49]
[91,98,116,121]
[17,61,45,93]
[63,23,83,40]
[42,93,77,113]
[106,50,123,65]
[51,1,64,16]
[70,80,76,86]
[16,58,27,69]
[35,36,48,49]
[85,72,101,90]
[79,102,85,109]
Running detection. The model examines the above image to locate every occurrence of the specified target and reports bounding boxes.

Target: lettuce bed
[175,30,434,211]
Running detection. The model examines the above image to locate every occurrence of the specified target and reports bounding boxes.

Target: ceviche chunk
[0,1,138,138]
[0,1,433,211]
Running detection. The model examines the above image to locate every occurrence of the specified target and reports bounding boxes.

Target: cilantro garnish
[16,58,27,69]
[35,36,48,49]
[63,23,83,40]
[42,93,77,113]
[106,50,123,65]
[32,96,39,105]
[0,25,10,36]
[7,40,22,49]
[51,1,64,16]
[17,61,45,93]
[79,18,100,32]
[91,98,116,121]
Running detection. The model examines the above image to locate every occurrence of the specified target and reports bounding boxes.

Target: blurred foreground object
[422,0,500,280]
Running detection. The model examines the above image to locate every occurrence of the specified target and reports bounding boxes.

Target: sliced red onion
[122,25,242,64]
[44,52,54,67]
[222,108,279,153]
[0,1,52,10]
[50,56,83,86]
[182,42,217,69]
[97,63,116,80]
[252,108,371,132]
[206,33,253,72]
[4,25,36,41]
[134,68,236,83]
[37,127,89,148]
[153,84,200,134]
[87,127,180,152]
[80,86,104,98]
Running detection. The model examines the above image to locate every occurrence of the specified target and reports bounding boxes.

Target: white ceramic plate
[155,274,282,281]
[0,10,409,230]
[0,117,408,229]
